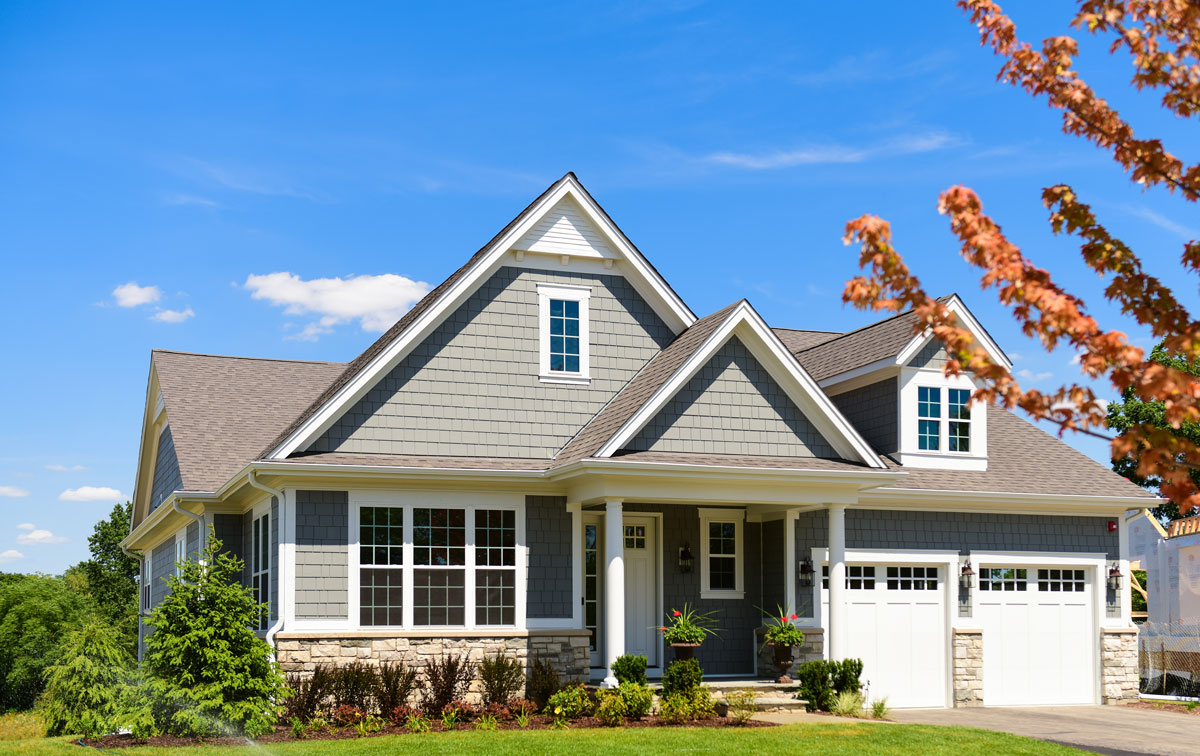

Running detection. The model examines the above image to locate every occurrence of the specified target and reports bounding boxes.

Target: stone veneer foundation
[1101,627,1139,704]
[755,627,824,678]
[275,630,590,704]
[952,628,983,707]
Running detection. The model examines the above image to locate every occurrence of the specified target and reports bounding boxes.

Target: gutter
[120,542,145,662]
[246,470,286,661]
[171,501,206,549]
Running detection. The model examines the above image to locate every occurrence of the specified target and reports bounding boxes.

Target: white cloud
[163,193,220,208]
[45,464,86,471]
[1017,368,1054,382]
[0,486,30,498]
[113,282,163,308]
[1124,205,1200,240]
[704,132,960,170]
[0,550,24,564]
[245,271,433,337]
[17,529,67,545]
[16,523,33,530]
[59,486,125,502]
[151,307,195,323]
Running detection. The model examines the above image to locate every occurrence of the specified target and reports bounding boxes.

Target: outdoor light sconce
[1107,563,1123,592]
[798,557,815,588]
[678,543,694,574]
[960,559,975,590]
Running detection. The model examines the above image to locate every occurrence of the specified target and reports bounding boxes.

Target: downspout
[171,500,206,547]
[247,469,286,662]
[120,542,145,662]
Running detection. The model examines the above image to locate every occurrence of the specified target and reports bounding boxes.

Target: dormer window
[537,283,591,384]
[948,388,971,452]
[918,387,940,450]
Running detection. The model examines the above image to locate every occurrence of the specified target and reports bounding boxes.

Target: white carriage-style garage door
[977,566,1096,706]
[826,564,948,708]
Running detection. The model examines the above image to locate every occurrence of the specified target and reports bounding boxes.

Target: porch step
[646,679,809,713]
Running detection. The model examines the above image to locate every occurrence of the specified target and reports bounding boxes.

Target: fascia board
[859,486,1161,513]
[895,296,1012,370]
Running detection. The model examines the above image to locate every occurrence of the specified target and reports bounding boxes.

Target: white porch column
[602,498,625,688]
[827,504,847,659]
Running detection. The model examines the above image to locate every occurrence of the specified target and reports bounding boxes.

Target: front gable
[621,336,835,458]
[308,265,675,459]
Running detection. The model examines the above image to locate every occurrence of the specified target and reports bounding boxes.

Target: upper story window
[537,283,591,384]
[174,535,186,577]
[917,386,940,450]
[947,388,971,452]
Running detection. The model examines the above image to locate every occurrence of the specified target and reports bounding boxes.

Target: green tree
[0,574,89,710]
[141,528,285,736]
[1107,342,1200,522]
[76,502,139,653]
[38,617,132,736]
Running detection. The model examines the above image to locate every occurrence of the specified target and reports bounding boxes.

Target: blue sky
[2,2,1196,574]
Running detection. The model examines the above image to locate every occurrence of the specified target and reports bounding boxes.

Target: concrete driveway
[891,706,1196,756]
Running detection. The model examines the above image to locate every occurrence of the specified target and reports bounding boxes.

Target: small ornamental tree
[142,528,285,737]
[841,1,1200,515]
[38,617,131,737]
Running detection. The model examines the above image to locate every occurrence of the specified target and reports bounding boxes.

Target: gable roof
[789,295,1010,383]
[878,404,1155,499]
[772,328,842,353]
[260,172,698,460]
[152,350,345,492]
[555,300,888,469]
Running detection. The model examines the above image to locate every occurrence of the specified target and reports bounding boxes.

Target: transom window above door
[537,283,591,384]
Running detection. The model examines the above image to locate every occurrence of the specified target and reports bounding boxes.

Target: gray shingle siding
[310,266,674,458]
[623,337,835,458]
[213,513,243,569]
[526,496,573,619]
[760,519,786,611]
[185,521,199,559]
[296,490,349,620]
[150,424,182,513]
[149,538,175,608]
[626,504,762,675]
[794,509,1119,617]
[830,378,898,454]
[907,339,948,370]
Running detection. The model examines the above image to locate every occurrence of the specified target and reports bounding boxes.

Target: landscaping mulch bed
[83,715,775,748]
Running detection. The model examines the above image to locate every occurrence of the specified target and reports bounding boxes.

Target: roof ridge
[773,327,843,335]
[152,349,346,366]
[792,295,952,355]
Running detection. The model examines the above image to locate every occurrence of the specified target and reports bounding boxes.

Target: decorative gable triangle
[514,196,616,260]
[620,335,837,459]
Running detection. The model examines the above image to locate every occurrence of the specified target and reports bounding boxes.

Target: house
[122,173,1154,708]
[1127,510,1200,688]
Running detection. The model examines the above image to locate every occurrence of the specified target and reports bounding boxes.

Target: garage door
[826,564,948,708]
[977,566,1095,706]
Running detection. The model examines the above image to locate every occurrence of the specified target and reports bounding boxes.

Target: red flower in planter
[789,614,798,620]
[659,626,667,631]
[672,610,681,617]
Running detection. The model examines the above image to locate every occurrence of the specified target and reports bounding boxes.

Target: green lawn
[1,723,1099,756]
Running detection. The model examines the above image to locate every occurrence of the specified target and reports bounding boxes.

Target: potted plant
[759,605,805,683]
[658,604,720,660]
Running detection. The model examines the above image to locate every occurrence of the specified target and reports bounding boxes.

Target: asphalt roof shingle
[153,351,346,492]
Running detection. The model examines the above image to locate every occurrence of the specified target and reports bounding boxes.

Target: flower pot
[771,643,795,684]
[670,642,700,661]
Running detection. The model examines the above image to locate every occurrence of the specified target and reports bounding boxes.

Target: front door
[582,513,660,671]
[622,516,659,668]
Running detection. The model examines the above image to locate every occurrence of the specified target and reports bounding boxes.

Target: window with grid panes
[548,299,581,373]
[885,566,938,590]
[251,512,270,630]
[359,507,404,626]
[979,567,1027,591]
[1037,568,1085,592]
[948,388,971,452]
[707,521,737,591]
[474,509,516,626]
[918,386,941,450]
[413,508,466,625]
[821,565,876,589]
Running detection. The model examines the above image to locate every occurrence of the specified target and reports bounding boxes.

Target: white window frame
[945,386,972,453]
[174,531,186,577]
[347,491,526,631]
[699,508,745,599]
[140,561,152,614]
[250,504,271,631]
[537,282,591,385]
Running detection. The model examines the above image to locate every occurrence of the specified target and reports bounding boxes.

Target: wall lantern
[678,543,694,574]
[1107,563,1123,592]
[960,559,975,589]
[798,557,815,588]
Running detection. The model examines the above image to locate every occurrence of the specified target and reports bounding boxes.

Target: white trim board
[267,175,697,460]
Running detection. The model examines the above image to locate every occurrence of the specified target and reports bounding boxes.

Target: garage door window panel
[980,567,1027,592]
[886,566,938,590]
[1037,568,1085,592]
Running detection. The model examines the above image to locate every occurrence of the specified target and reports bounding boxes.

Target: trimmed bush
[661,658,702,697]
[611,654,647,686]
[658,687,715,723]
[478,652,524,706]
[545,683,593,719]
[38,618,131,737]
[595,689,627,726]
[725,689,757,725]
[618,682,653,719]
[376,662,418,715]
[797,658,864,712]
[422,654,475,716]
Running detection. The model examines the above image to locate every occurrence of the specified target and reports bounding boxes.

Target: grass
[0,722,1100,756]
[0,712,45,741]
